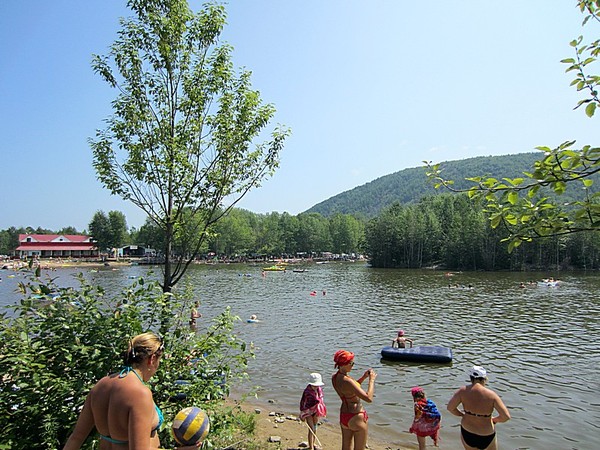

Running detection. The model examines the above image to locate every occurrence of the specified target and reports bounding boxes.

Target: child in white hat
[300,372,327,450]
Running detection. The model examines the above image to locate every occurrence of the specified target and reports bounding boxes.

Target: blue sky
[1,1,597,231]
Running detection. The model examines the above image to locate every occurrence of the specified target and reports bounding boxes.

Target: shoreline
[234,396,416,450]
[1,259,136,270]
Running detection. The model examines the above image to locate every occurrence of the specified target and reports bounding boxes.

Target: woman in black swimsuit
[446,366,511,450]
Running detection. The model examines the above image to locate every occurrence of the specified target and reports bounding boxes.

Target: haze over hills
[304,152,543,217]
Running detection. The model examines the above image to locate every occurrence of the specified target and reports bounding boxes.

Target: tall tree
[209,208,255,256]
[278,213,299,255]
[88,210,129,253]
[0,227,23,256]
[134,217,165,252]
[88,211,112,253]
[91,0,289,292]
[108,210,128,249]
[329,214,363,255]
[426,1,600,251]
[0,230,13,256]
[57,226,80,235]
[255,212,283,256]
[365,203,404,268]
[296,212,331,254]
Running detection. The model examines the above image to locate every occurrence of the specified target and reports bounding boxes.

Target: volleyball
[171,406,210,446]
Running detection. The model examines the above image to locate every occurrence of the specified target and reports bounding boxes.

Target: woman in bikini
[63,332,200,449]
[331,349,377,450]
[189,301,202,329]
[446,365,511,450]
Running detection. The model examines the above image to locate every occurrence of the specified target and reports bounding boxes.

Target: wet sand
[237,398,417,450]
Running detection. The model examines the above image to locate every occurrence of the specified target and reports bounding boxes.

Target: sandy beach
[237,399,416,450]
[1,258,137,271]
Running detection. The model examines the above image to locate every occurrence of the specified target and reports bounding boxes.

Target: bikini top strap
[332,371,342,398]
[154,404,164,430]
[119,366,145,384]
[332,371,358,404]
[120,366,163,431]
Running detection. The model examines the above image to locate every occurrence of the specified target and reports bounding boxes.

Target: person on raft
[392,329,413,348]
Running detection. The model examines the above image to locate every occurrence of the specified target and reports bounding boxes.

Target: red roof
[19,234,91,243]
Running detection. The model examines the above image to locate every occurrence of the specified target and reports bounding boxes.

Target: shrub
[0,268,254,449]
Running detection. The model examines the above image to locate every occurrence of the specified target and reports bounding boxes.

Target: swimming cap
[411,386,424,397]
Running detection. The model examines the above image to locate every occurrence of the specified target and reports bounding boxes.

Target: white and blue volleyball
[171,406,210,446]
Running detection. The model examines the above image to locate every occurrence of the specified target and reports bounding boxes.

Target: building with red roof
[16,234,98,259]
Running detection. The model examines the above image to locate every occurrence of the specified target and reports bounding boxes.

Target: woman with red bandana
[331,350,377,450]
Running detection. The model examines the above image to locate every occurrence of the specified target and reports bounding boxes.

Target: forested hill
[305,152,541,217]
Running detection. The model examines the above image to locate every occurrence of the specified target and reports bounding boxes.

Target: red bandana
[333,349,355,368]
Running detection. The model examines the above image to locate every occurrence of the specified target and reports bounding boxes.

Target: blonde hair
[123,332,164,366]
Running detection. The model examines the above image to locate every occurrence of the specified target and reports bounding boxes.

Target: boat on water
[380,345,453,364]
[292,269,308,273]
[263,265,286,271]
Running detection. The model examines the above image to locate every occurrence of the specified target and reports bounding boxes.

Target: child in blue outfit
[409,386,441,448]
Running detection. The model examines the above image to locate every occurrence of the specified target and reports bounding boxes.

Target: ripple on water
[1,265,599,449]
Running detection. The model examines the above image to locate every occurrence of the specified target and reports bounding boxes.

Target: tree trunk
[163,220,173,293]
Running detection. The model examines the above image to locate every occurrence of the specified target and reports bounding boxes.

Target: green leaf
[585,101,597,118]
[528,186,540,198]
[507,191,518,205]
[490,214,502,228]
[508,238,522,253]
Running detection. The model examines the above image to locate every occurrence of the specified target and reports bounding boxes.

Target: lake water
[1,263,599,449]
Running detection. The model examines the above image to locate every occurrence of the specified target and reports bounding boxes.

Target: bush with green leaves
[0,268,255,449]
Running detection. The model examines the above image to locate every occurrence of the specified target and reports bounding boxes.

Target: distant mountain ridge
[304,152,542,217]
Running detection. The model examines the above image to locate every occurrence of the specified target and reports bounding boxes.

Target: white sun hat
[308,372,324,386]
